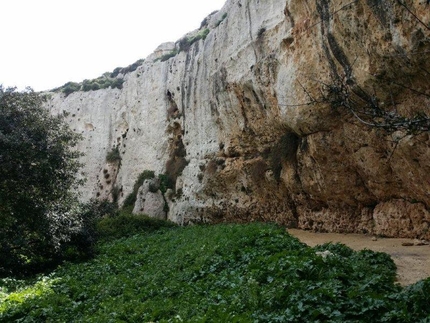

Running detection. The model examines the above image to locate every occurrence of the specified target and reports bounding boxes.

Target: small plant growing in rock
[257,27,266,38]
[62,82,81,96]
[159,49,179,62]
[215,13,227,27]
[148,182,159,193]
[106,147,121,163]
[158,173,174,194]
[122,170,156,208]
[110,59,144,77]
[178,28,210,52]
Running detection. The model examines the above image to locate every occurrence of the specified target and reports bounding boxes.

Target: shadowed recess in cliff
[166,122,188,188]
[269,132,300,182]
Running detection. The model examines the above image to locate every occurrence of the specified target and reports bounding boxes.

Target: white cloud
[0,0,226,91]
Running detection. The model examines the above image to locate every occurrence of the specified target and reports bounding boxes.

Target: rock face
[133,179,167,220]
[45,0,430,238]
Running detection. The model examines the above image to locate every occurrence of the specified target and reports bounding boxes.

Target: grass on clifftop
[1,222,430,322]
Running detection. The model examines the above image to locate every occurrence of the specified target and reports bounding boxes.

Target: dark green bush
[61,200,118,261]
[0,87,83,277]
[81,77,124,92]
[386,278,430,321]
[158,173,174,194]
[215,13,227,27]
[106,147,121,163]
[178,29,210,52]
[157,29,210,62]
[110,59,144,77]
[62,82,81,96]
[91,82,101,91]
[81,80,93,92]
[110,78,124,90]
[121,59,144,74]
[110,67,123,78]
[200,28,210,40]
[122,170,156,208]
[258,27,266,38]
[122,194,136,209]
[55,60,134,94]
[96,212,176,241]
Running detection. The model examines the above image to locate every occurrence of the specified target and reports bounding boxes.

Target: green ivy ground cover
[1,223,430,322]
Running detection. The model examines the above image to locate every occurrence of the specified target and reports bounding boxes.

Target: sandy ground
[287,229,430,286]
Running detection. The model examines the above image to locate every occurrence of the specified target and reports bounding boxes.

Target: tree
[0,86,84,276]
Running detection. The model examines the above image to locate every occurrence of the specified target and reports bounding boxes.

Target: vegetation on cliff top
[1,222,429,322]
[157,27,211,62]
[53,58,144,96]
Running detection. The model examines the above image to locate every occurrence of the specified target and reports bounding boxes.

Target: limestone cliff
[46,0,430,238]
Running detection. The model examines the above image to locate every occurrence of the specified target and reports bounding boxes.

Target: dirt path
[287,229,430,286]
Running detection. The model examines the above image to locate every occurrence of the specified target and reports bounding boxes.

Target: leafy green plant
[158,173,174,194]
[61,82,81,96]
[105,147,121,163]
[55,60,133,94]
[155,28,211,63]
[110,77,124,90]
[110,59,144,78]
[158,49,179,62]
[61,200,119,261]
[96,212,176,242]
[257,27,266,38]
[81,77,124,92]
[1,223,430,322]
[215,13,227,27]
[178,28,210,52]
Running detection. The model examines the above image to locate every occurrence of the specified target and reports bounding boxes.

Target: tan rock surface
[133,179,167,220]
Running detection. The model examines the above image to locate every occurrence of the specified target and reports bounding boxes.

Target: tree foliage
[0,86,84,276]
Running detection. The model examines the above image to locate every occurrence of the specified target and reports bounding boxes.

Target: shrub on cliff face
[122,170,156,208]
[159,49,179,62]
[178,28,210,52]
[0,86,84,276]
[105,146,121,163]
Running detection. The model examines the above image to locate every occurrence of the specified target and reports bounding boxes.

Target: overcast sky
[0,0,226,92]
